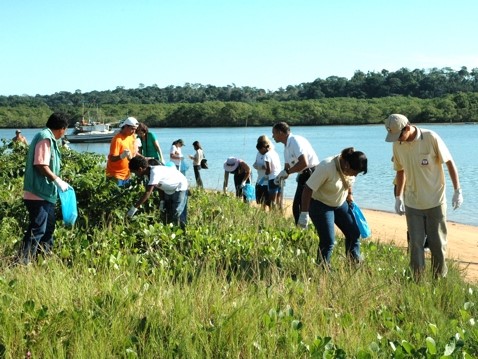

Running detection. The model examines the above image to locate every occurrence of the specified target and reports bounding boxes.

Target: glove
[395,196,405,215]
[298,211,310,229]
[274,170,289,185]
[120,149,131,160]
[159,200,165,211]
[54,177,70,192]
[240,182,246,189]
[127,206,138,217]
[452,188,463,210]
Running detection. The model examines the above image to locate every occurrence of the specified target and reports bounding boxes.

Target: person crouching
[127,156,189,229]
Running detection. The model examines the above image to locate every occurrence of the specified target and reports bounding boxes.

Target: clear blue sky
[1,0,477,96]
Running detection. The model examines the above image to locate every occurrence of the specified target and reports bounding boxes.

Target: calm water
[2,124,477,226]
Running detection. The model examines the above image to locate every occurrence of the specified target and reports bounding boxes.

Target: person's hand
[298,212,310,229]
[126,206,138,217]
[54,177,70,192]
[240,181,246,189]
[452,188,463,210]
[159,200,165,211]
[395,196,405,215]
[274,170,288,185]
[120,149,131,160]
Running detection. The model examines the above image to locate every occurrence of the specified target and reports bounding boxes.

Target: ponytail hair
[341,147,368,174]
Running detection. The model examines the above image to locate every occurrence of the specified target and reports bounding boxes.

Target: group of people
[19,112,464,280]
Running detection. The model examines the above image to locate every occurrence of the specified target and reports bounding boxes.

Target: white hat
[121,116,139,128]
[223,157,240,172]
[384,114,409,142]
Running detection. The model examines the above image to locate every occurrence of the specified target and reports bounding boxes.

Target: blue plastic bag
[350,202,371,239]
[243,183,255,202]
[59,188,78,226]
[180,159,189,174]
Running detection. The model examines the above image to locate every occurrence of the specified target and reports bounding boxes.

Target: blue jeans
[21,200,56,264]
[309,199,361,265]
[164,190,188,228]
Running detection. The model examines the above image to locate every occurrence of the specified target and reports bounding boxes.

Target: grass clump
[0,144,477,357]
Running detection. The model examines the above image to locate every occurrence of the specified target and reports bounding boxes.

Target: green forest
[1,66,478,128]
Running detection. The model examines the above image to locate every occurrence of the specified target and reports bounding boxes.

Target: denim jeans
[164,190,188,228]
[309,199,361,265]
[21,200,56,264]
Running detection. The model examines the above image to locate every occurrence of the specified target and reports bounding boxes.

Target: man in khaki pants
[385,114,463,279]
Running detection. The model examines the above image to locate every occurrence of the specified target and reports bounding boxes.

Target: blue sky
[1,0,477,96]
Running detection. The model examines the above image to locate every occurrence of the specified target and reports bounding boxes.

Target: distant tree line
[0,66,477,128]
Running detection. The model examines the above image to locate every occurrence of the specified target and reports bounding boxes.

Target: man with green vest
[21,112,70,264]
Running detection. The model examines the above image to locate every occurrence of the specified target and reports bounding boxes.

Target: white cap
[384,114,409,142]
[120,117,139,128]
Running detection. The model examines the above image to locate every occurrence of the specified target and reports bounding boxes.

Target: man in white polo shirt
[272,122,320,224]
[384,114,463,279]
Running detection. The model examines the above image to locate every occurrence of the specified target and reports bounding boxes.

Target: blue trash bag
[59,187,78,226]
[180,159,189,173]
[243,183,255,202]
[350,202,371,239]
[164,161,176,167]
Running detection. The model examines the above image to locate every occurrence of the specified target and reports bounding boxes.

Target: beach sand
[280,201,478,283]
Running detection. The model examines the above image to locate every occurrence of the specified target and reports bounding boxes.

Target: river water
[2,124,476,226]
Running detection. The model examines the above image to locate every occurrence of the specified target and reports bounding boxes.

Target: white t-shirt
[169,144,182,166]
[264,149,282,180]
[284,133,319,172]
[254,151,267,185]
[149,165,188,195]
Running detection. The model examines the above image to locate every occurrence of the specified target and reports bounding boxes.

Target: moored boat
[65,121,119,143]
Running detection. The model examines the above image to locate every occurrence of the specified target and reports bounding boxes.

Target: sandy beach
[281,201,478,283]
[362,208,478,283]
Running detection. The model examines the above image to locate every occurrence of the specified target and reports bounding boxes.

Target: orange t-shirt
[105,133,137,180]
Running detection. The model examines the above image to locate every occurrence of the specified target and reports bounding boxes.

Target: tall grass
[0,146,477,357]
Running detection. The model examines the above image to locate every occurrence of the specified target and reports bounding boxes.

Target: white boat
[65,121,119,143]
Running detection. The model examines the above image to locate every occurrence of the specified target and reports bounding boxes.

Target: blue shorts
[268,179,281,194]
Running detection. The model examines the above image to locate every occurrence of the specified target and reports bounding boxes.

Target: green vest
[23,128,62,203]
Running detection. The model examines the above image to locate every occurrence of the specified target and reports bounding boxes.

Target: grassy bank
[0,144,477,357]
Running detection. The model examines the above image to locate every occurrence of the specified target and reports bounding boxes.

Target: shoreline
[280,200,478,283]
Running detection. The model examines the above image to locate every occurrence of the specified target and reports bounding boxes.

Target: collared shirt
[393,127,453,209]
[284,133,319,172]
[307,155,355,207]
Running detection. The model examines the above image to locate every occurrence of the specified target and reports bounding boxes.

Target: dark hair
[192,140,202,150]
[46,112,69,130]
[341,147,368,175]
[129,155,148,171]
[173,139,184,146]
[137,123,149,134]
[256,140,270,151]
[272,122,290,134]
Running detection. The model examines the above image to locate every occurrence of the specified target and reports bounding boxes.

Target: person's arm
[34,164,57,181]
[223,172,229,193]
[394,170,405,197]
[133,185,155,208]
[241,162,251,183]
[286,154,308,174]
[445,160,461,190]
[300,185,313,212]
[265,161,271,176]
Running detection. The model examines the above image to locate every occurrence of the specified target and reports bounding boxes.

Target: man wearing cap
[272,122,320,224]
[384,114,463,279]
[106,117,140,186]
[12,129,28,145]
